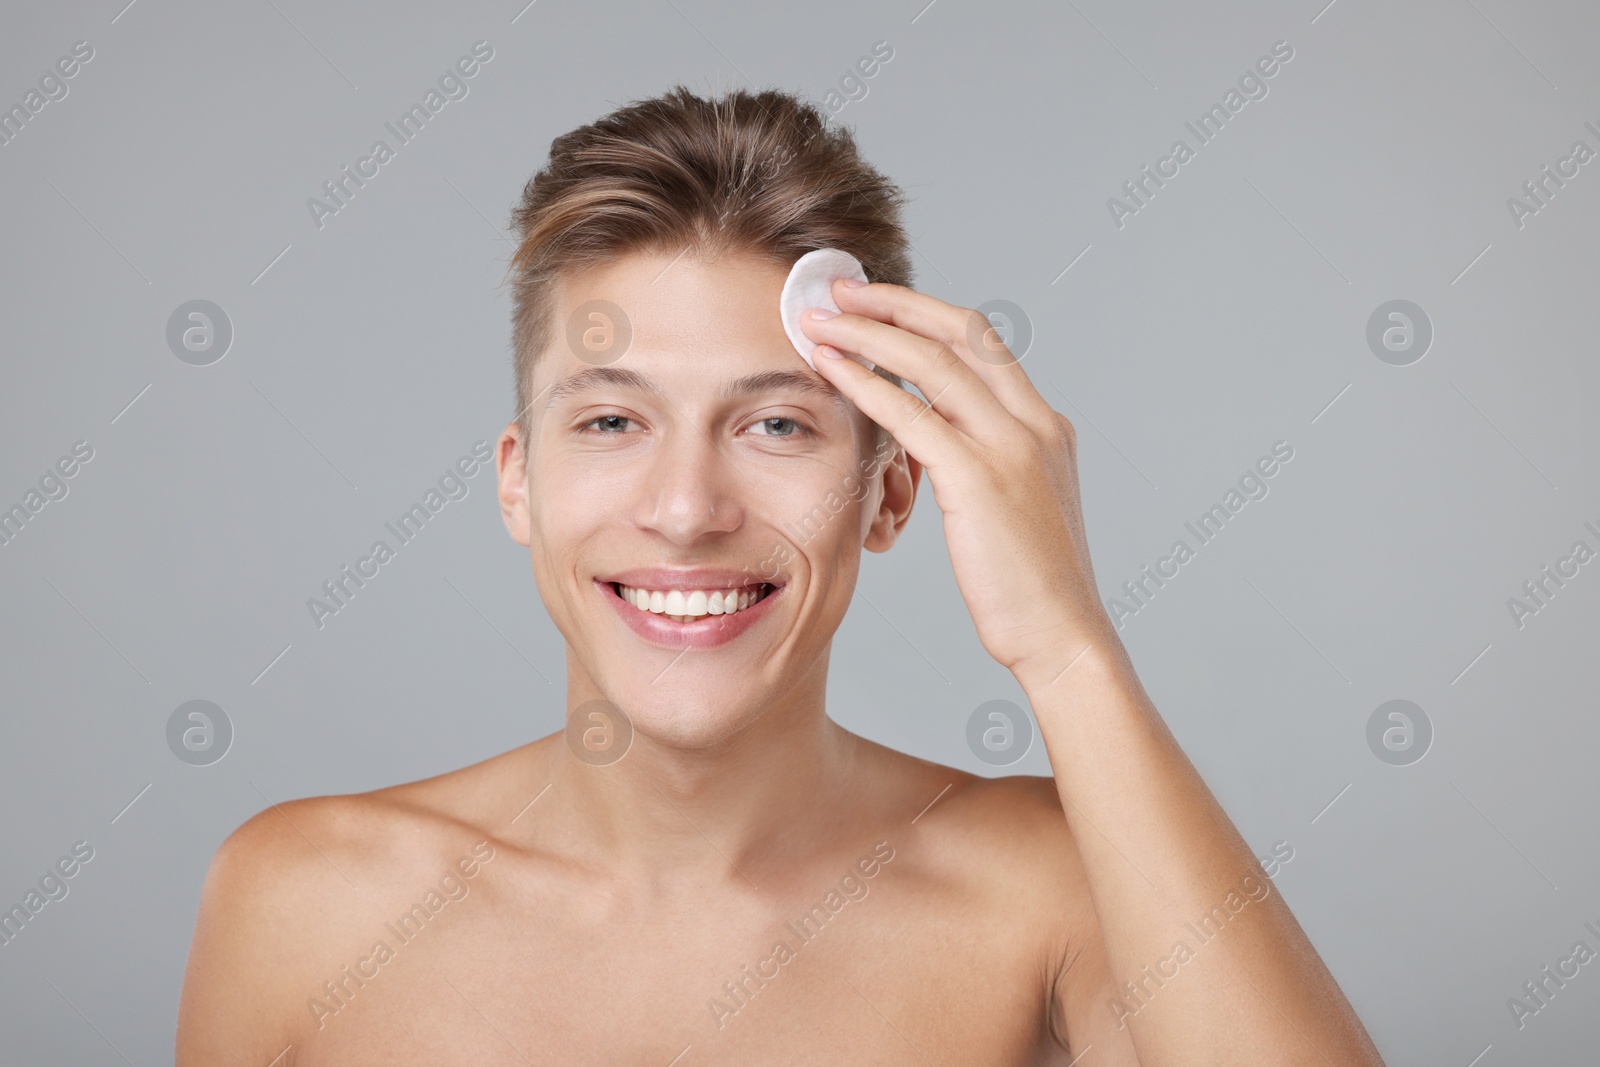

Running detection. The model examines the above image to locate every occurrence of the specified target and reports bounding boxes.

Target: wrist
[1009,616,1128,692]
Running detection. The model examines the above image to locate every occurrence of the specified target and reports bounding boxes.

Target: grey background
[2,0,1596,1062]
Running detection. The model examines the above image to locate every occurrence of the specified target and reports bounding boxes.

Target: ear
[863,441,921,553]
[496,421,532,547]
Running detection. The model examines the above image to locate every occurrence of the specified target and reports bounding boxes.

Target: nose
[630,424,745,545]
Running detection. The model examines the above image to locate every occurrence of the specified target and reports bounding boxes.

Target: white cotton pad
[779,248,874,372]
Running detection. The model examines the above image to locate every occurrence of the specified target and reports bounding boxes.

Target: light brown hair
[504,85,912,451]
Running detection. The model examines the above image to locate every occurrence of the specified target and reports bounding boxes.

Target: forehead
[556,249,790,354]
[533,250,856,416]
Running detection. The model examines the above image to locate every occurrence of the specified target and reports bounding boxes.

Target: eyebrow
[543,365,850,414]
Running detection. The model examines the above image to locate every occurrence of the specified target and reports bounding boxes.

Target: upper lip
[597,567,781,591]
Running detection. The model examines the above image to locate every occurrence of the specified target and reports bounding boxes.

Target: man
[176,87,1386,1065]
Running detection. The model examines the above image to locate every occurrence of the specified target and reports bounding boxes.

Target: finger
[831,280,1061,435]
[808,344,971,476]
[800,308,1016,447]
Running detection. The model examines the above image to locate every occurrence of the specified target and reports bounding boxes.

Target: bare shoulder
[852,737,1080,869]
[847,741,1114,1058]
[175,741,541,1066]
[849,737,1092,923]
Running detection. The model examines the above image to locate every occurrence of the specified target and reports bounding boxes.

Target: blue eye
[582,415,634,434]
[578,414,811,438]
[750,416,806,437]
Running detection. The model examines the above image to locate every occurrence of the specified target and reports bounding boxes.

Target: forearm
[1014,626,1385,1066]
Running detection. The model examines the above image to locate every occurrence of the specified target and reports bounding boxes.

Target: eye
[747,416,809,438]
[580,414,635,435]
[576,413,812,439]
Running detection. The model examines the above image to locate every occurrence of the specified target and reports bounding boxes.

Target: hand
[801,280,1117,677]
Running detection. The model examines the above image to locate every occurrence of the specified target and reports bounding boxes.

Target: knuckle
[984,417,1034,458]
[926,339,962,373]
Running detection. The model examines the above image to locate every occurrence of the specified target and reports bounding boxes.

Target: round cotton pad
[779,248,874,372]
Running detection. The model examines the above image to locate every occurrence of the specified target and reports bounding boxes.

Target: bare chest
[283,875,1056,1066]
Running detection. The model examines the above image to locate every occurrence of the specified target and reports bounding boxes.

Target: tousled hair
[504,85,913,452]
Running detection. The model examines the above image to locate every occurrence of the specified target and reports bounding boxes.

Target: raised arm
[1019,628,1384,1063]
[799,278,1386,1065]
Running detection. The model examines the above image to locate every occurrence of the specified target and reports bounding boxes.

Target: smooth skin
[175,250,1386,1066]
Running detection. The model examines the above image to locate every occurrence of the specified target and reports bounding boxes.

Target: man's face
[497,250,917,749]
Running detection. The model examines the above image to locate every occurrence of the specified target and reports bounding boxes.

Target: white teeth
[615,583,770,620]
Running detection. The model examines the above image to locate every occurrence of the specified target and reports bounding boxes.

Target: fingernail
[808,307,837,319]
[816,344,844,359]
[841,278,867,288]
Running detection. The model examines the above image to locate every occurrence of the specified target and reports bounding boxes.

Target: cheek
[532,450,612,521]
[526,470,602,579]
[788,490,870,588]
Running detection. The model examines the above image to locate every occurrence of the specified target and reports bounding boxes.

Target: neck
[535,648,859,888]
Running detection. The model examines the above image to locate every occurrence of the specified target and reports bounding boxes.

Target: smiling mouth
[608,581,778,623]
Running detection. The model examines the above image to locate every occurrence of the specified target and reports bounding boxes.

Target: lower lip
[597,581,784,651]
